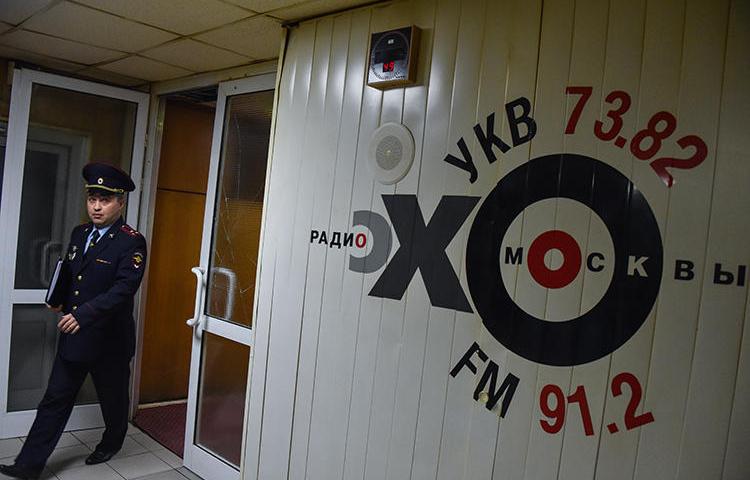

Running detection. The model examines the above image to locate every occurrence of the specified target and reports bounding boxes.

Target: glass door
[0,69,148,437]
[183,75,275,479]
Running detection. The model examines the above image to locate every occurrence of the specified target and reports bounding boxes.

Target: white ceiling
[0,0,380,87]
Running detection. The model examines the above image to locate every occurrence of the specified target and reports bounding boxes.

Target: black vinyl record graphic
[466,154,663,366]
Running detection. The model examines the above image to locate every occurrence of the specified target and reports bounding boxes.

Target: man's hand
[46,303,62,313]
[58,314,80,334]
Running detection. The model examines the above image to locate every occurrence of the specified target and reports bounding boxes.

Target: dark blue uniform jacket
[49,217,147,363]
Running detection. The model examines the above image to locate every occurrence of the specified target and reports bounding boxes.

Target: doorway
[136,74,275,479]
[134,87,216,457]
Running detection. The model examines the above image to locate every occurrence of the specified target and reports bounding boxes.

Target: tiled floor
[0,424,204,480]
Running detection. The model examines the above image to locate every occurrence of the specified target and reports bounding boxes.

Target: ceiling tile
[269,0,376,21]
[195,15,283,60]
[23,2,177,53]
[75,0,255,35]
[223,0,301,13]
[0,0,55,25]
[0,29,125,65]
[142,38,252,72]
[99,55,192,81]
[0,44,84,72]
[77,66,145,87]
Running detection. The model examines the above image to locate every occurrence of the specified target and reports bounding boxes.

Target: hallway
[0,424,203,480]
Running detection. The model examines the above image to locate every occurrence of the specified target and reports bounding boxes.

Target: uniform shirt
[84,224,113,254]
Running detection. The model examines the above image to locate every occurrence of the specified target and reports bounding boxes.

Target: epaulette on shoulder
[120,224,141,237]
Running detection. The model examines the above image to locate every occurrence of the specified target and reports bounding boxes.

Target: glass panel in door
[196,332,250,467]
[205,90,274,327]
[10,84,137,410]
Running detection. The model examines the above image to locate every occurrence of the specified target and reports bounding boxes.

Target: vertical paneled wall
[245,0,749,479]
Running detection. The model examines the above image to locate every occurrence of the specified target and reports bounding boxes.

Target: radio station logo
[307,90,736,427]
[311,153,663,366]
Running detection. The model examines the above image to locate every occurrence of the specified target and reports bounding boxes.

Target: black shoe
[0,463,41,479]
[84,449,118,465]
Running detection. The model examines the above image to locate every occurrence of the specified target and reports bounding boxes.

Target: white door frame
[183,73,275,480]
[0,68,149,438]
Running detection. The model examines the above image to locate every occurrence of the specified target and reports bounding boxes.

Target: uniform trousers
[15,354,131,469]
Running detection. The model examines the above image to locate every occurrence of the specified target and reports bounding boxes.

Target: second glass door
[183,74,275,480]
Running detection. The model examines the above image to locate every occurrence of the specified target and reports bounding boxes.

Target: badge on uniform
[132,252,144,269]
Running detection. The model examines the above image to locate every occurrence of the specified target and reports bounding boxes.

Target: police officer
[0,163,147,479]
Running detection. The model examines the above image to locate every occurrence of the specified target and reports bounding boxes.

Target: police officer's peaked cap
[82,163,135,194]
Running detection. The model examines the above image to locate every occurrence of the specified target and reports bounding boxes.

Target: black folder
[45,258,68,307]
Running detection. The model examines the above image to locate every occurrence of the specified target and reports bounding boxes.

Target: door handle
[186,267,205,327]
[40,240,62,284]
[211,267,237,320]
[40,240,54,284]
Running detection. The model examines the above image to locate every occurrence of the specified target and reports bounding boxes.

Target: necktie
[86,230,100,255]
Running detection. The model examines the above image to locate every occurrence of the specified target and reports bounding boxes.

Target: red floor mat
[133,402,187,457]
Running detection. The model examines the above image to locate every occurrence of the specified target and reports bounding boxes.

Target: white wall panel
[405,1,462,479]
[246,0,750,479]
[594,0,680,477]
[675,0,744,476]
[555,1,613,479]
[255,21,317,480]
[483,2,543,479]
[360,5,410,480]
[286,15,340,480]
[720,6,750,480]
[461,1,535,479]
[381,1,438,480]
[306,11,372,480]
[632,0,733,478]
[431,2,489,480]
[518,1,576,479]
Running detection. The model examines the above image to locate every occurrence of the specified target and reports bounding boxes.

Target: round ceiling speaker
[368,122,415,184]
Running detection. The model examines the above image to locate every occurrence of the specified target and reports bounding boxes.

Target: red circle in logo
[527,230,582,289]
